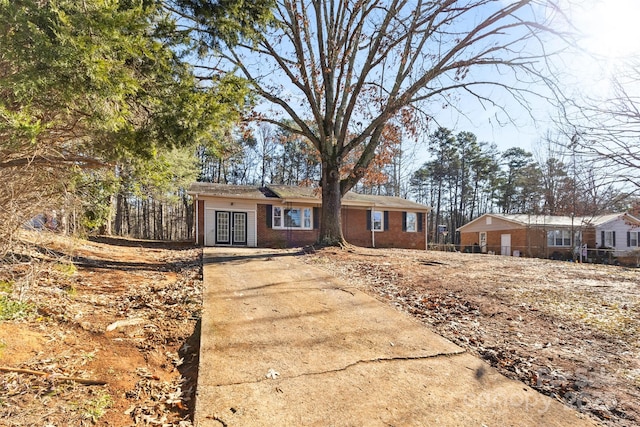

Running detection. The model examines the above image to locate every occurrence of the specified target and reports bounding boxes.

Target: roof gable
[456,214,526,232]
[588,212,640,228]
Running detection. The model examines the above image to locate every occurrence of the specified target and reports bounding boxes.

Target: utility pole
[570,133,579,259]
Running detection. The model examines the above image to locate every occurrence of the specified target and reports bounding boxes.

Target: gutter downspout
[194,194,199,245]
[371,206,375,248]
[287,201,293,248]
[425,210,428,251]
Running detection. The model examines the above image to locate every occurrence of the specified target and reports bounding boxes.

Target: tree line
[410,128,631,245]
[2,0,638,249]
[0,0,254,249]
[191,123,634,245]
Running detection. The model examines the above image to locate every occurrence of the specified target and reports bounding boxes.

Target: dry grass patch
[305,247,640,427]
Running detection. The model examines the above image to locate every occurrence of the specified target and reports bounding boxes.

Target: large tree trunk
[317,158,345,246]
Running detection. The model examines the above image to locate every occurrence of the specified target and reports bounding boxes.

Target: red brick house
[188,183,430,249]
[457,213,640,264]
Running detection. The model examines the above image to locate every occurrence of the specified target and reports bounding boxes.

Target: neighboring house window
[629,231,639,247]
[405,212,417,232]
[272,206,313,229]
[603,230,615,247]
[547,229,571,247]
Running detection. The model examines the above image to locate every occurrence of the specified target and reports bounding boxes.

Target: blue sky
[453,0,640,153]
[400,0,640,159]
[195,0,640,165]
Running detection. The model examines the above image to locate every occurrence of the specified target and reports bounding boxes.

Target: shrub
[0,296,34,320]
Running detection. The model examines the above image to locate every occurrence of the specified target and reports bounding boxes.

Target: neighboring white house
[592,212,640,257]
[458,212,640,265]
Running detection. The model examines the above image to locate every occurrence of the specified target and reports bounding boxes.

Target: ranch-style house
[188,183,431,249]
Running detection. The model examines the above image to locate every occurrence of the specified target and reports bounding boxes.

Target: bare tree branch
[559,59,640,193]
[179,0,571,244]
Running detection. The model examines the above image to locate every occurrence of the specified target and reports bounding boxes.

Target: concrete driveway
[194,247,598,426]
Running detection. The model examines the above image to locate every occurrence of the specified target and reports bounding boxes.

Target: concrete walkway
[194,247,598,426]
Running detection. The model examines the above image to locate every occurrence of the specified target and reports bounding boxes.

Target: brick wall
[256,204,426,249]
[343,208,426,249]
[341,207,371,247]
[461,227,532,256]
[256,204,319,248]
[582,227,596,248]
[196,198,427,250]
[508,228,529,255]
[459,231,478,251]
[461,227,578,259]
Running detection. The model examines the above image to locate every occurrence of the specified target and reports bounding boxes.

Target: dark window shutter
[266,204,272,228]
[628,232,631,247]
[402,212,407,232]
[418,213,424,232]
[612,231,616,247]
[313,207,320,229]
[601,230,605,247]
[384,211,389,231]
[366,210,371,231]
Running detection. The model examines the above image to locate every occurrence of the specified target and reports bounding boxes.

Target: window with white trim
[405,212,417,232]
[604,230,614,247]
[547,229,571,247]
[630,231,639,247]
[272,206,313,229]
[273,206,282,228]
[372,210,383,231]
[303,208,312,228]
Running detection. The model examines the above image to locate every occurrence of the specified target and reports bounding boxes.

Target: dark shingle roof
[267,185,319,199]
[188,183,430,211]
[187,183,276,199]
[342,192,430,210]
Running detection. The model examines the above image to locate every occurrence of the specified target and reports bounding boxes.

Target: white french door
[215,211,247,245]
[232,212,247,245]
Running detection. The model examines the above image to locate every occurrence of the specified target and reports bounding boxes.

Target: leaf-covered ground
[304,247,640,427]
[2,237,639,426]
[0,233,202,426]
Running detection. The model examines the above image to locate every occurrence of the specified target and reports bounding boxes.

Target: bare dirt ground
[303,247,640,427]
[0,233,202,426]
[2,236,639,426]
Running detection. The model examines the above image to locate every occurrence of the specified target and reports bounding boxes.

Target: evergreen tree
[0,0,249,242]
[496,148,540,214]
